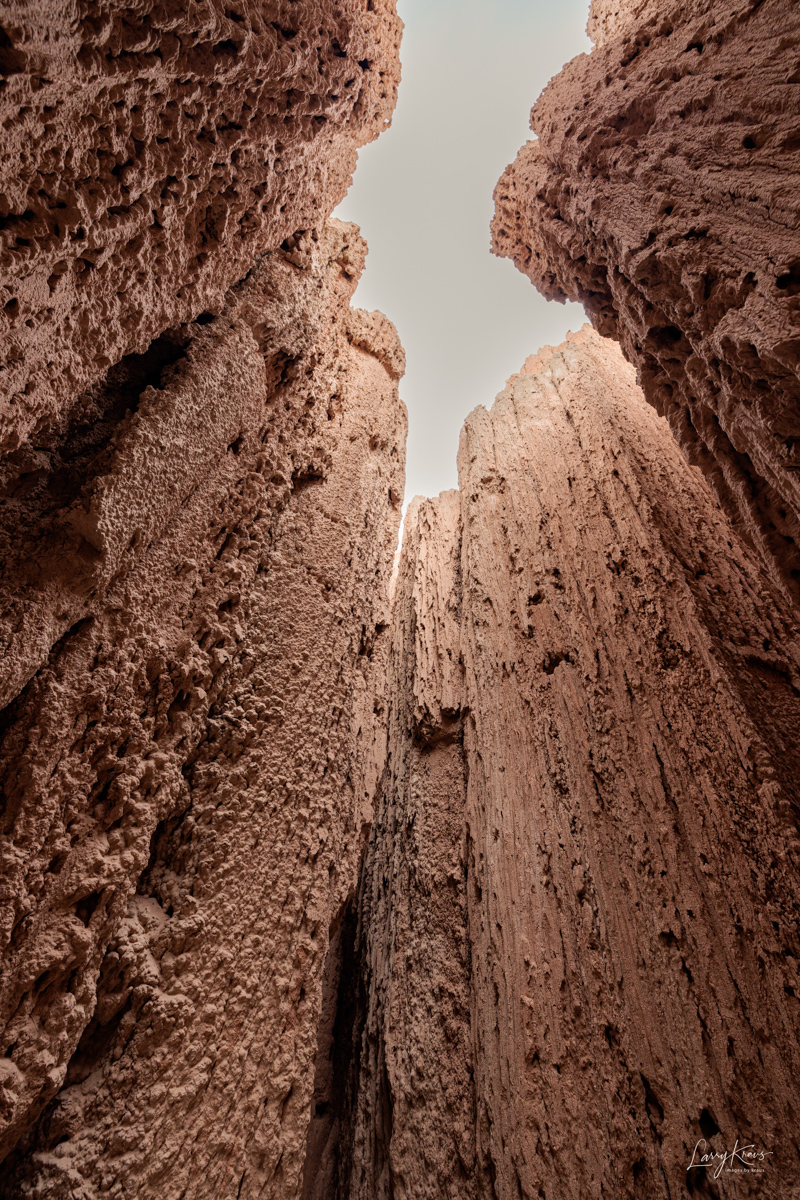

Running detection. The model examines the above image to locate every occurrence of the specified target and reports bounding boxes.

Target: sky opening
[334,0,592,505]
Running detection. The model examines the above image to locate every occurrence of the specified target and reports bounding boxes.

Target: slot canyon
[0,2,798,1198]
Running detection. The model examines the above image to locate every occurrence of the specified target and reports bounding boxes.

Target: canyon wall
[0,2,407,1193]
[492,0,800,607]
[0,217,406,1198]
[4,1,800,1197]
[334,330,800,1200]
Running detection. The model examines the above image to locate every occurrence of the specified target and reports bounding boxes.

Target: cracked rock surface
[0,219,406,1198]
[330,330,800,1200]
[492,0,800,606]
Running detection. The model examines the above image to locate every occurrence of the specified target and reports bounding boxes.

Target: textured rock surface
[0,0,401,454]
[336,330,800,1199]
[304,489,475,1200]
[0,218,406,1197]
[492,0,800,605]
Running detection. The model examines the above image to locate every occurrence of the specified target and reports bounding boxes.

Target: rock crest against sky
[493,0,800,605]
[0,0,401,454]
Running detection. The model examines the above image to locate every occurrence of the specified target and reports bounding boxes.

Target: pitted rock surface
[0,0,402,454]
[334,330,800,1200]
[492,0,800,606]
[0,219,407,1198]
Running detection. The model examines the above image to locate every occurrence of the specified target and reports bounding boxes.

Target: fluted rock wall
[0,0,401,454]
[0,218,406,1197]
[337,330,800,1199]
[492,0,800,606]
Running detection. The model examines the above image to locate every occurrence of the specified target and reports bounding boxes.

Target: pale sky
[335,0,591,504]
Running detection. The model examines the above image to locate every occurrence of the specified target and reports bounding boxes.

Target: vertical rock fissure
[301,890,362,1200]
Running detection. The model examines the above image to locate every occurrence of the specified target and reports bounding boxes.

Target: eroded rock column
[341,329,800,1199]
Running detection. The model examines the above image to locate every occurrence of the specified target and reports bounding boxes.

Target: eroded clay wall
[341,330,800,1200]
[492,0,800,606]
[0,219,406,1198]
[0,0,401,453]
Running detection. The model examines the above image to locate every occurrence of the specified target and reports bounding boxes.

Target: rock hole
[699,1107,720,1138]
[640,1074,664,1126]
[776,263,800,295]
[543,650,571,675]
[213,38,239,57]
[74,890,102,927]
[292,468,323,494]
[0,25,26,75]
[63,992,133,1087]
[167,690,191,722]
[649,324,683,348]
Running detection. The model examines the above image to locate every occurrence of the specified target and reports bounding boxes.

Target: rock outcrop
[0,0,401,454]
[331,330,800,1199]
[492,0,800,606]
[0,213,406,1197]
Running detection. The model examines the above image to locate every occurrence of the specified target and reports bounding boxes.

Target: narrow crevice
[300,890,364,1200]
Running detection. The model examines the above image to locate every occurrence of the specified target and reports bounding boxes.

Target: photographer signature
[688,1139,773,1179]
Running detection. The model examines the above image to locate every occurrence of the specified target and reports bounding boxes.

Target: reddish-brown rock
[0,218,406,1197]
[334,330,800,1199]
[492,0,800,605]
[303,488,474,1200]
[0,0,401,454]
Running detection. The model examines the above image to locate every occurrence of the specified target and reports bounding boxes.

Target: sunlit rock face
[0,0,402,455]
[492,0,800,606]
[327,330,800,1200]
